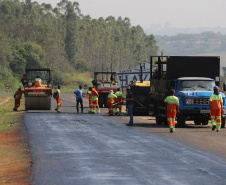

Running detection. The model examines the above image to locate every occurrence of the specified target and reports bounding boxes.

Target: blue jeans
[127,104,133,123]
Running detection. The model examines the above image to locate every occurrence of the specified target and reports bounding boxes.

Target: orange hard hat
[126,86,131,90]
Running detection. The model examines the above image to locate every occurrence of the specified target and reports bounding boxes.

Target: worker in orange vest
[114,88,124,116]
[92,87,100,114]
[209,86,224,132]
[164,89,179,132]
[108,90,117,116]
[35,76,42,87]
[53,85,62,113]
[87,87,93,113]
[21,74,27,87]
[13,87,25,111]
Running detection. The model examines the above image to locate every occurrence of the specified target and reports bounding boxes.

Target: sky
[35,0,226,30]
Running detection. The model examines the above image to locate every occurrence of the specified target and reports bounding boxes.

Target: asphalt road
[25,94,226,185]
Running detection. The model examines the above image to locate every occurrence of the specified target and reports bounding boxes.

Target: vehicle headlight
[185,98,192,105]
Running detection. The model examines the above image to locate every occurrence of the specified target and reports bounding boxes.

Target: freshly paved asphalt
[24,94,226,185]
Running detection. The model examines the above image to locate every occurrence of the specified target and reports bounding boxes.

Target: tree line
[0,0,159,89]
[155,32,226,55]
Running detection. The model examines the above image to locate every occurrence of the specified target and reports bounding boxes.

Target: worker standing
[87,87,93,113]
[126,86,134,126]
[92,87,100,114]
[164,89,179,133]
[108,90,117,116]
[21,74,27,87]
[53,85,62,113]
[209,86,223,132]
[114,88,124,116]
[35,76,42,87]
[13,87,25,111]
[74,85,83,113]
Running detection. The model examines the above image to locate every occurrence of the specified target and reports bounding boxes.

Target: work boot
[217,130,220,132]
[13,108,17,111]
[170,128,174,133]
[126,122,133,126]
[212,125,216,131]
[55,108,57,111]
[115,112,118,115]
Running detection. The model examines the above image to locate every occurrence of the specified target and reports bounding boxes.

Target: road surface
[24,94,226,185]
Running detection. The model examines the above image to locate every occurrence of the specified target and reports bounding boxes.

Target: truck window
[180,80,215,91]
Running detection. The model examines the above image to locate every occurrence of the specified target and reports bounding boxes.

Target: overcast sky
[35,0,226,30]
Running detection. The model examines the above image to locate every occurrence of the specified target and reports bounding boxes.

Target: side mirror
[223,83,226,91]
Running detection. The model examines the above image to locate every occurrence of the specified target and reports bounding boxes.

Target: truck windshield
[180,80,215,91]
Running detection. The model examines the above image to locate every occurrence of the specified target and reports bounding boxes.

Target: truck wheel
[202,118,209,125]
[221,117,225,128]
[194,118,202,125]
[104,95,108,108]
[177,114,186,127]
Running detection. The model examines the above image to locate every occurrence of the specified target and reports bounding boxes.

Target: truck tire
[104,95,108,108]
[155,103,163,125]
[221,117,225,128]
[202,118,209,125]
[177,114,186,127]
[194,117,202,125]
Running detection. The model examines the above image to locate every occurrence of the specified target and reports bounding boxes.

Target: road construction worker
[164,89,179,132]
[114,88,124,116]
[74,85,83,113]
[87,87,93,113]
[53,85,62,113]
[35,76,42,87]
[209,86,223,132]
[108,90,117,116]
[21,74,27,87]
[92,87,100,114]
[126,86,134,126]
[13,87,25,111]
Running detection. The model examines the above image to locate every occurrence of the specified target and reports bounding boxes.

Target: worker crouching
[164,89,179,132]
[13,87,25,111]
[53,85,62,113]
[209,86,223,132]
[108,90,117,116]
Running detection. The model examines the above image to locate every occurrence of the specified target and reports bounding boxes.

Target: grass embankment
[60,72,93,93]
[0,94,31,184]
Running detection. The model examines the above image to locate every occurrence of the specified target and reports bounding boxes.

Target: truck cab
[174,77,226,127]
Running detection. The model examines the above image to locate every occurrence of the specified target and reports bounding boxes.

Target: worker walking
[53,85,62,113]
[209,86,223,132]
[87,87,93,113]
[13,87,25,111]
[108,90,117,116]
[92,87,100,114]
[164,89,179,133]
[74,85,83,113]
[114,88,124,116]
[126,86,134,126]
[35,76,42,87]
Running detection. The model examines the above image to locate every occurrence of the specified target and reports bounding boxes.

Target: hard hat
[126,86,131,90]
[109,90,113,94]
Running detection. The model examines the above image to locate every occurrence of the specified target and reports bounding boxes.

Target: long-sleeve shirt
[74,88,83,98]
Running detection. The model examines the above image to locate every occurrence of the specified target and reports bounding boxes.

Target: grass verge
[0,94,31,184]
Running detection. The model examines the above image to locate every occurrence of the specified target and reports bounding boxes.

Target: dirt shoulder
[0,94,31,185]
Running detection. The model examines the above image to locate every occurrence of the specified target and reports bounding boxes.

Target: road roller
[24,68,52,110]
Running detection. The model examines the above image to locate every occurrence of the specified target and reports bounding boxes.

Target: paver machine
[92,71,120,108]
[24,68,52,110]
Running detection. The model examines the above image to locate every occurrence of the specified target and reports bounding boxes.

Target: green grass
[0,94,25,133]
